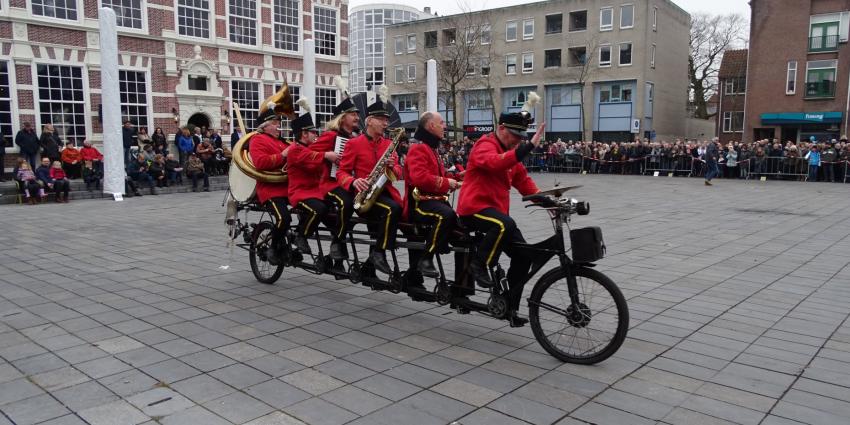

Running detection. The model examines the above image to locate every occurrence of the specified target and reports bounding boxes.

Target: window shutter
[840,11,849,42]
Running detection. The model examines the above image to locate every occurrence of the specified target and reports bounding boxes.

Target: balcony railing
[809,35,839,52]
[805,80,836,98]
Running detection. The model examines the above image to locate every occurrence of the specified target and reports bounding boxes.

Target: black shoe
[294,235,311,254]
[469,258,493,288]
[369,250,392,274]
[417,255,439,278]
[329,240,348,260]
[203,187,210,192]
[508,312,529,328]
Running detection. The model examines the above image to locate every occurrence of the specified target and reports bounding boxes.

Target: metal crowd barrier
[522,153,584,173]
[745,156,809,181]
[643,155,694,177]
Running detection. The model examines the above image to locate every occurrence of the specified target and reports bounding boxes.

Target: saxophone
[353,128,405,213]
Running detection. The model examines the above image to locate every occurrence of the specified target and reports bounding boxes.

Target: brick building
[715,48,747,145]
[745,0,850,143]
[0,0,350,172]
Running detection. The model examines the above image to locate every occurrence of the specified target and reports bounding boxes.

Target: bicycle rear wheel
[528,266,628,364]
[249,221,284,284]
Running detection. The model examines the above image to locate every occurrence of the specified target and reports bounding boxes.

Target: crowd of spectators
[9,121,232,204]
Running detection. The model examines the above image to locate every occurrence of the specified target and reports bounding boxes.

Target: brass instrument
[231,82,296,184]
[353,128,405,213]
[411,180,462,203]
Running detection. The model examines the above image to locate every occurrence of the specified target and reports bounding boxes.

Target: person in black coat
[39,124,62,163]
[230,129,244,149]
[122,121,139,163]
[15,122,40,171]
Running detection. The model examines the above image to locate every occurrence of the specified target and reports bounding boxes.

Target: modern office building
[384,0,690,142]
[745,0,850,143]
[348,3,421,94]
[0,0,349,170]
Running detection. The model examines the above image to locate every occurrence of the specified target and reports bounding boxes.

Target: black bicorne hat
[291,112,316,135]
[499,112,534,137]
[255,108,280,130]
[333,98,358,116]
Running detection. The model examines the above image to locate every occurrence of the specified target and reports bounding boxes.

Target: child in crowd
[150,154,167,188]
[49,160,71,203]
[16,161,44,205]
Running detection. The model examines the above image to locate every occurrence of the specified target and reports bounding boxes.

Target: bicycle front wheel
[528,266,628,364]
[249,221,284,284]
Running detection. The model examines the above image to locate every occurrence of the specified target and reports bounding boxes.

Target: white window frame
[599,44,611,67]
[600,7,613,31]
[407,64,416,82]
[620,4,634,29]
[118,68,153,132]
[618,42,633,66]
[395,94,418,113]
[32,62,92,146]
[227,0,261,46]
[99,0,148,33]
[650,43,656,68]
[0,59,19,154]
[31,0,81,22]
[522,52,534,74]
[506,20,517,42]
[394,65,404,84]
[175,0,214,40]
[480,24,491,45]
[505,53,517,75]
[314,87,338,127]
[394,36,404,55]
[407,34,416,52]
[522,18,534,40]
[273,0,301,53]
[652,6,658,31]
[313,5,339,57]
[231,80,262,132]
[723,111,744,133]
[787,60,797,95]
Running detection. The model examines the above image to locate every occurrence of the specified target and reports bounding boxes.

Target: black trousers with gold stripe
[265,197,291,250]
[461,208,532,310]
[413,199,457,254]
[359,192,401,250]
[296,187,355,240]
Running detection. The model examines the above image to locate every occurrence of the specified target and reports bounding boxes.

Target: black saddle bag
[569,226,605,263]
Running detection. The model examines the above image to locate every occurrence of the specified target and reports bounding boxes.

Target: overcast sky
[348,0,751,17]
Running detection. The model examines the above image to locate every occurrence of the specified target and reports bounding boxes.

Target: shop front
[760,112,843,142]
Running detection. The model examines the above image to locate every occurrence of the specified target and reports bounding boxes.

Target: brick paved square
[3,176,850,424]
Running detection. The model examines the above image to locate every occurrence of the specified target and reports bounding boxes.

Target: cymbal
[536,185,582,197]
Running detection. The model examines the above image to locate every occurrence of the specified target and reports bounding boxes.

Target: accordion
[330,136,348,179]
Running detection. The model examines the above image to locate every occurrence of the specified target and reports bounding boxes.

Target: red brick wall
[29,26,87,47]
[230,51,264,66]
[317,62,342,75]
[0,21,11,39]
[118,36,165,55]
[9,0,25,8]
[17,91,34,110]
[148,8,173,36]
[217,19,227,39]
[84,0,98,19]
[175,44,218,61]
[89,70,101,90]
[16,65,31,85]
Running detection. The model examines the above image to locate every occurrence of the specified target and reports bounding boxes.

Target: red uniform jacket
[250,132,289,204]
[403,142,451,220]
[286,141,339,206]
[456,133,539,216]
[313,130,346,185]
[80,146,103,161]
[336,133,403,206]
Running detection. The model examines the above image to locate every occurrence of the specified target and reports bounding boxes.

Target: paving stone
[98,369,158,397]
[76,356,132,379]
[459,408,532,425]
[208,363,271,389]
[53,381,120,411]
[282,368,346,395]
[30,366,90,391]
[92,336,145,354]
[320,384,393,415]
[430,377,502,407]
[244,411,308,425]
[280,346,335,366]
[396,390,476,422]
[170,374,236,404]
[178,350,236,372]
[2,393,70,425]
[126,387,195,417]
[160,405,231,425]
[353,373,422,401]
[245,379,312,408]
[78,400,148,425]
[203,391,274,424]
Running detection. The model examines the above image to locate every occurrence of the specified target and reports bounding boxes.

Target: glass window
[230,0,258,45]
[506,21,517,41]
[275,83,301,138]
[599,44,611,66]
[546,14,562,34]
[102,0,144,29]
[724,77,746,94]
[480,24,491,44]
[395,36,404,54]
[188,76,208,91]
[620,4,634,29]
[650,44,656,68]
[408,64,416,82]
[652,7,657,31]
[231,81,260,131]
[314,6,337,56]
[425,31,437,48]
[273,0,299,51]
[0,61,12,149]
[806,60,837,97]
[314,87,336,127]
[810,21,840,51]
[787,61,797,95]
[523,18,534,39]
[119,70,149,130]
[466,90,492,109]
[569,10,587,31]
[522,52,534,73]
[395,65,404,83]
[619,42,632,66]
[395,94,418,112]
[600,7,613,31]
[32,0,77,20]
[506,54,517,74]
[178,0,210,38]
[36,64,87,144]
[545,49,561,68]
[407,34,416,52]
[723,111,744,132]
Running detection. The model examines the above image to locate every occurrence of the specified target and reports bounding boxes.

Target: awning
[761,111,843,125]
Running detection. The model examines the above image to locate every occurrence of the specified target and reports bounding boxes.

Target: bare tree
[689,13,748,119]
[563,37,600,141]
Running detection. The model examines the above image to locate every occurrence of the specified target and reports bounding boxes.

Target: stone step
[0,175,231,205]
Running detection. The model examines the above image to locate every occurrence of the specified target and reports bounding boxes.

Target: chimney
[424,7,431,15]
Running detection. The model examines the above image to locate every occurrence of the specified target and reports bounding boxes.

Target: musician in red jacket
[403,112,459,277]
[336,97,403,274]
[456,111,544,327]
[286,102,348,260]
[250,108,290,265]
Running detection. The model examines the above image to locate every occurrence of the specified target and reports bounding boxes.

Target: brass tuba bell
[231,82,296,184]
